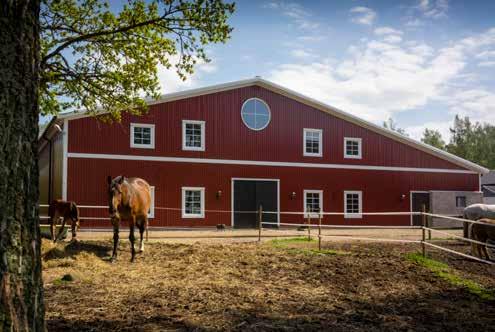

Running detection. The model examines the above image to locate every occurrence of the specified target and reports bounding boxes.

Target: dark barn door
[233,180,278,228]
[411,192,430,226]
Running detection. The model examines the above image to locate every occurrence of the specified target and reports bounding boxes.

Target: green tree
[40,0,235,120]
[1,0,45,330]
[444,115,495,169]
[383,117,408,136]
[421,128,445,150]
[1,0,234,328]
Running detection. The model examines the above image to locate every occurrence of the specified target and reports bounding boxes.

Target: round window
[241,98,271,131]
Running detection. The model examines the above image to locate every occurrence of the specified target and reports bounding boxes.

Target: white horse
[463,204,495,237]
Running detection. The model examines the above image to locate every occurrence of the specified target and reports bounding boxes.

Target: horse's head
[107,175,125,218]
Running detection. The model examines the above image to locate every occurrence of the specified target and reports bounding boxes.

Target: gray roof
[481,171,495,185]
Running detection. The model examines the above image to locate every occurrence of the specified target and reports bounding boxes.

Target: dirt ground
[42,237,495,331]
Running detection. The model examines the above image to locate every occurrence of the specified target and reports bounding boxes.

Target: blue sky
[157,0,495,140]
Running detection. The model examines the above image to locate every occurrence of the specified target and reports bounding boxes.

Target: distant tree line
[421,116,495,169]
[383,116,494,169]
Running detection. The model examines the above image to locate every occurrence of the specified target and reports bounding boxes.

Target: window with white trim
[303,129,322,157]
[304,190,323,217]
[344,137,362,159]
[148,186,155,218]
[130,123,155,149]
[182,187,205,218]
[344,191,362,218]
[182,120,205,151]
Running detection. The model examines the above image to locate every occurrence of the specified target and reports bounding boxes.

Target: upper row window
[303,128,322,157]
[130,123,155,149]
[182,120,205,151]
[241,98,271,131]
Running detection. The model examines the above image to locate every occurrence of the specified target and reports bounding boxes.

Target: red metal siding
[68,85,464,170]
[67,158,478,228]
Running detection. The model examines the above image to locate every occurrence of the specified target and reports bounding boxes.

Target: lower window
[344,191,362,218]
[182,187,205,218]
[304,190,323,217]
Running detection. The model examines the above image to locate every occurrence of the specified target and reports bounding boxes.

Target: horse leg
[138,216,146,253]
[129,216,136,262]
[50,211,60,242]
[111,218,120,262]
[55,217,67,242]
[70,219,78,242]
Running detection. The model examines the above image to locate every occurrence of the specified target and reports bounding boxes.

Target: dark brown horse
[469,218,495,260]
[48,199,80,242]
[107,175,151,262]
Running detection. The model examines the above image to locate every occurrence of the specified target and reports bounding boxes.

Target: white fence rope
[423,241,495,265]
[261,221,422,229]
[318,234,420,244]
[424,227,495,248]
[424,212,495,226]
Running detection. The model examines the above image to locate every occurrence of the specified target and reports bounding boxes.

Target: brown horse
[48,199,80,242]
[469,218,495,260]
[107,175,151,262]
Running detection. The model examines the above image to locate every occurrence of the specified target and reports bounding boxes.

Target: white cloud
[264,1,319,30]
[157,56,217,94]
[290,49,315,59]
[383,35,403,43]
[476,50,495,59]
[374,27,403,36]
[417,0,449,19]
[405,18,424,28]
[407,120,452,141]
[268,27,495,126]
[478,61,495,67]
[350,6,377,26]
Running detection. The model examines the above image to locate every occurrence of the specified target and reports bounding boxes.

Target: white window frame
[182,120,205,151]
[304,190,323,218]
[303,128,323,157]
[344,137,362,159]
[344,191,362,219]
[181,187,205,219]
[148,186,155,219]
[130,123,155,149]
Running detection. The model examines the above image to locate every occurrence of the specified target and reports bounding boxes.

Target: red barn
[39,78,489,228]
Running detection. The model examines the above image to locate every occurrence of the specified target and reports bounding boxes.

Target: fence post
[318,209,322,251]
[307,214,311,241]
[422,204,426,257]
[258,205,263,243]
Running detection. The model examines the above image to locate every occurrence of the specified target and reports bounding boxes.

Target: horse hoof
[109,257,117,263]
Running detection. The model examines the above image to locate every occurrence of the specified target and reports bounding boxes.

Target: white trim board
[231,178,280,228]
[67,152,478,174]
[56,77,489,174]
[62,119,68,200]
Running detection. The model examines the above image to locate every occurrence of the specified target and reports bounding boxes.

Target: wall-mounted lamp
[290,192,296,200]
[216,190,222,199]
[401,194,406,201]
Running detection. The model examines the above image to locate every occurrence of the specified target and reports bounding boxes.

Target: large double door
[233,179,278,228]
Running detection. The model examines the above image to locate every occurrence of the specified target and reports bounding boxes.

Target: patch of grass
[271,237,316,244]
[270,237,348,256]
[406,252,495,301]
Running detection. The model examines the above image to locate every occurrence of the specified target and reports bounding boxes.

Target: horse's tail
[70,201,80,222]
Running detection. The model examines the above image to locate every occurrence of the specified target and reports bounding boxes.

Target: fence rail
[37,203,495,265]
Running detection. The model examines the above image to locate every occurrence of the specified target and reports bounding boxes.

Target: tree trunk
[0,1,45,331]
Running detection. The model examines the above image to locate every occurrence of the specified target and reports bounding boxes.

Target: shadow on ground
[43,240,111,261]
